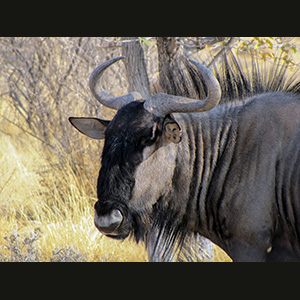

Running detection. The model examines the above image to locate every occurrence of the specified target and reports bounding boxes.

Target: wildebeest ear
[164,115,182,144]
[68,117,110,139]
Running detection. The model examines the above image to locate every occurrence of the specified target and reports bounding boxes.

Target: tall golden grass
[0,116,149,261]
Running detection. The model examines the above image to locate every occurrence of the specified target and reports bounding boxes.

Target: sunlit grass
[0,128,147,261]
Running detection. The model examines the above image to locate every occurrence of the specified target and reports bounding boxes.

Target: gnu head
[69,56,221,241]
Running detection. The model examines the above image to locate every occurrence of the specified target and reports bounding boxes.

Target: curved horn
[143,59,221,117]
[89,56,143,110]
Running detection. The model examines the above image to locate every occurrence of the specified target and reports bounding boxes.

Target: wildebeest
[69,55,300,261]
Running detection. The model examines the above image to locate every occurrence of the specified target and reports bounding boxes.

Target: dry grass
[0,122,148,262]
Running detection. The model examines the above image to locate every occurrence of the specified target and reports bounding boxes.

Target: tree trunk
[156,37,179,95]
[156,37,196,97]
[156,37,206,99]
[121,37,151,99]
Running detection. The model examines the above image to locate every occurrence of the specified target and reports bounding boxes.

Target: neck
[173,107,238,241]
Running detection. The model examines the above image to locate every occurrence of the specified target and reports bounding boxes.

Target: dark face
[95,101,164,240]
[69,100,182,242]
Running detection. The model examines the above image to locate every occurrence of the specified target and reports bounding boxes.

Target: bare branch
[0,114,55,149]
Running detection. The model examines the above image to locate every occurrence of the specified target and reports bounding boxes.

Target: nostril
[94,209,123,234]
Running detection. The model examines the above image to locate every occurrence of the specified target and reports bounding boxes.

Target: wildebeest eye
[141,124,159,146]
[141,135,155,146]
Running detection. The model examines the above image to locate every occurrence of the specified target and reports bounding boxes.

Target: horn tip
[113,55,126,61]
[188,59,204,67]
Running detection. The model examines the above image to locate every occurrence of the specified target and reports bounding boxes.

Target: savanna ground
[1,37,299,262]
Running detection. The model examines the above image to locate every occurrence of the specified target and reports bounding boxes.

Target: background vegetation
[0,37,299,261]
